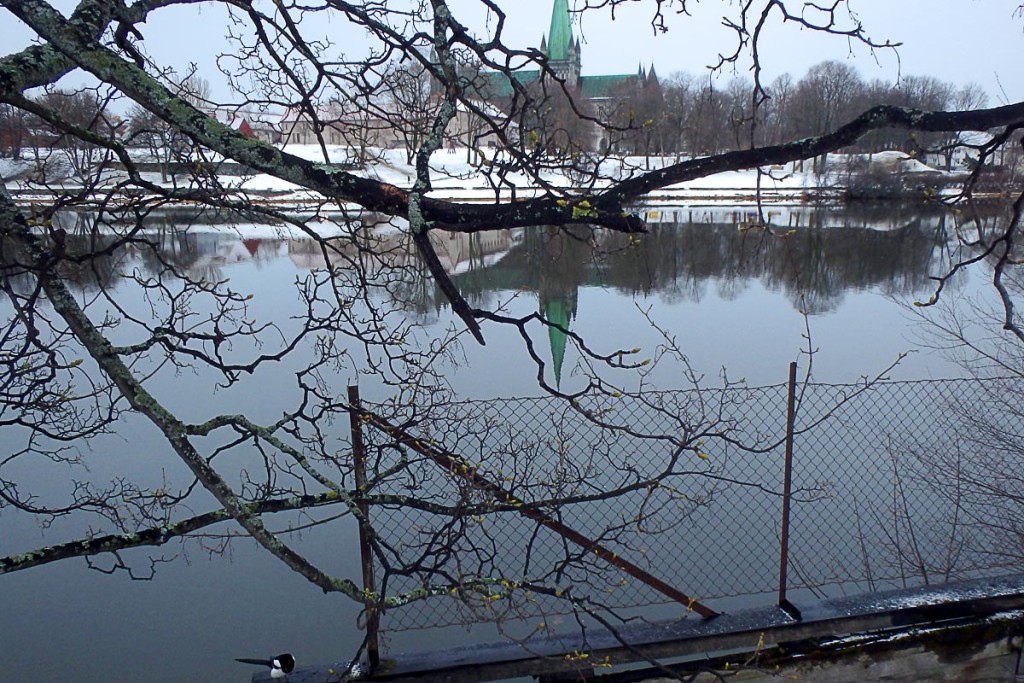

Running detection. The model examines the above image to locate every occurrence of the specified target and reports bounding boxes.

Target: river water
[0,202,1008,682]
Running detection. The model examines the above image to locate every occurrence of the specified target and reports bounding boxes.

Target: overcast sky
[3,0,1023,103]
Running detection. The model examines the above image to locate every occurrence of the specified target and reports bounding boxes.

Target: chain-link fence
[353,376,1024,634]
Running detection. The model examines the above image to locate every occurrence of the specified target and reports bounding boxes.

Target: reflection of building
[432,228,524,274]
[542,287,578,389]
[286,227,523,274]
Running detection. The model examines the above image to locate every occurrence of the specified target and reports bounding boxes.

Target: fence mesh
[357,376,1024,633]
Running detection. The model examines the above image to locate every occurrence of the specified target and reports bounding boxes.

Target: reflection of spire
[543,291,577,389]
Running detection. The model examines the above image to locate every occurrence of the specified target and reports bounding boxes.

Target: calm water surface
[1,203,997,682]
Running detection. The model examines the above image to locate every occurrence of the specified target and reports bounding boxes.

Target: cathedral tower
[544,0,582,87]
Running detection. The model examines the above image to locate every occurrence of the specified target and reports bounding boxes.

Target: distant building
[276,95,511,154]
[209,107,280,144]
[275,0,656,153]
[471,0,660,150]
[538,0,654,106]
[277,103,401,148]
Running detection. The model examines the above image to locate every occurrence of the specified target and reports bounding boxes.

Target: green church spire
[542,288,578,390]
[546,0,573,61]
[545,298,568,389]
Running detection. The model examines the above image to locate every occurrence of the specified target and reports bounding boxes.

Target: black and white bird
[235,653,296,679]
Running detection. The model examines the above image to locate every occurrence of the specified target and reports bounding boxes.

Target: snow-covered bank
[2,147,975,209]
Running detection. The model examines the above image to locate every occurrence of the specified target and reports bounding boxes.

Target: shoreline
[5,148,1006,211]
[10,184,1002,212]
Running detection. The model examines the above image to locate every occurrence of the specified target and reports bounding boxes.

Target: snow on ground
[0,157,33,181]
[241,145,806,195]
[3,144,965,207]
[252,145,960,203]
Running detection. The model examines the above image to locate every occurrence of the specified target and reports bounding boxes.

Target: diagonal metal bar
[355,405,719,619]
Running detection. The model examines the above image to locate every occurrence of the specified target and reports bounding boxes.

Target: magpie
[235,653,296,679]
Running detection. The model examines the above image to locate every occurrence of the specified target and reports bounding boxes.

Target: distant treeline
[606,60,994,169]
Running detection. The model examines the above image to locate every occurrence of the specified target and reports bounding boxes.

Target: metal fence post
[348,384,380,667]
[778,362,801,619]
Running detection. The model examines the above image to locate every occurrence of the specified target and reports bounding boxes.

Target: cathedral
[536,0,658,104]
[467,0,661,151]
[279,0,659,153]
[475,0,659,103]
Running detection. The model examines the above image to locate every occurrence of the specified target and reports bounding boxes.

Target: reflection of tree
[137,227,200,274]
[450,207,969,319]
[53,221,127,294]
[29,208,969,356]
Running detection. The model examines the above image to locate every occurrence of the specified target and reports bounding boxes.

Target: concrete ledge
[254,575,1024,682]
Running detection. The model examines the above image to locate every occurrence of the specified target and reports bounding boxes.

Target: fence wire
[357,377,1024,633]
